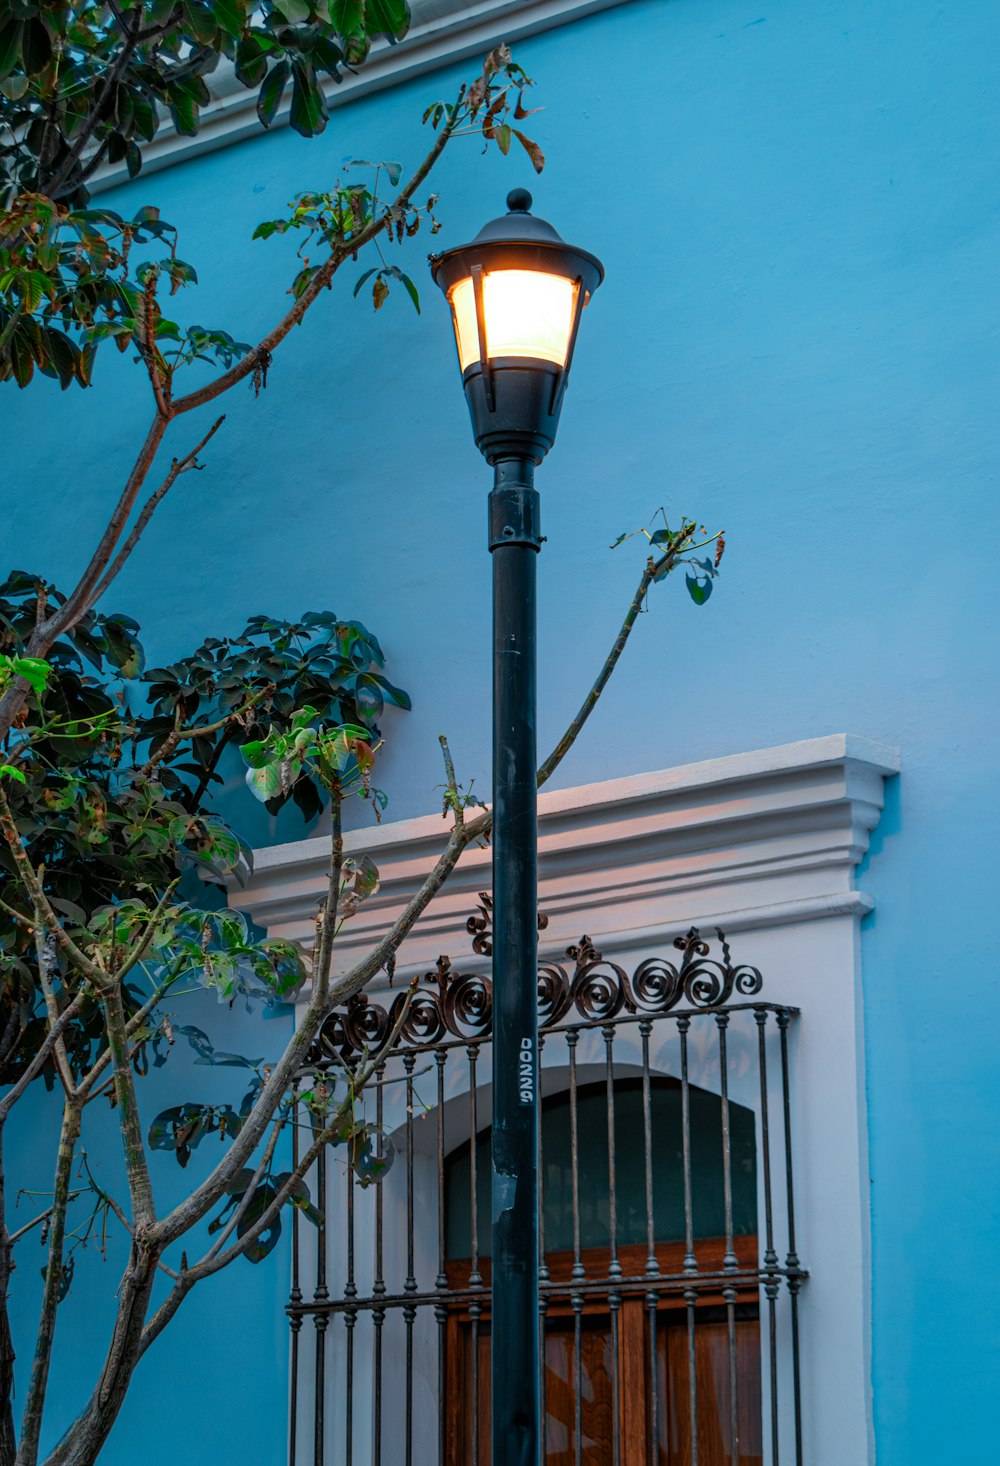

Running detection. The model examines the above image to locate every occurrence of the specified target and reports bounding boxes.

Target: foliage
[0,569,409,1085]
[0,1,411,211]
[0,31,541,388]
[611,509,726,606]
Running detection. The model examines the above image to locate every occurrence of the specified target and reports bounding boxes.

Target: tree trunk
[0,1131,18,1466]
[0,1265,17,1466]
[39,1250,157,1466]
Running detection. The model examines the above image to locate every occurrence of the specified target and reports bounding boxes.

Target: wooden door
[445,1240,762,1464]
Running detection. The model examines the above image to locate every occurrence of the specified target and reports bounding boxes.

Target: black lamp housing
[430,189,604,464]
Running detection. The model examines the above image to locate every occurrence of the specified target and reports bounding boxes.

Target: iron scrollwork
[309,917,763,1067]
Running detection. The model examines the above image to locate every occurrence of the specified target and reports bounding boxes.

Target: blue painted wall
[3,0,998,1459]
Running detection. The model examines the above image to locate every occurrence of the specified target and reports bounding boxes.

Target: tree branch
[90,417,225,607]
[313,788,343,1004]
[141,982,417,1354]
[0,992,88,1127]
[16,1101,81,1466]
[536,550,670,787]
[0,790,106,988]
[316,547,685,1007]
[170,97,463,418]
[99,985,155,1229]
[77,958,185,1102]
[42,8,142,202]
[32,927,75,1101]
[150,987,327,1247]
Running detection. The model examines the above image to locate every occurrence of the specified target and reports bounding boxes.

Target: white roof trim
[94,0,635,192]
[229,733,900,980]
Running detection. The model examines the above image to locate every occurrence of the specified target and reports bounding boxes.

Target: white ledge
[95,0,635,191]
[229,734,900,977]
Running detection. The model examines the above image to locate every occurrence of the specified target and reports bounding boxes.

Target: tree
[0,8,727,1463]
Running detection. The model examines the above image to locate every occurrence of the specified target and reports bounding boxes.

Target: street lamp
[431,189,604,1465]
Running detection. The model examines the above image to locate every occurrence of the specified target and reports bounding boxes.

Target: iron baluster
[678,1014,699,1466]
[567,1028,584,1284]
[289,1086,302,1466]
[640,1019,658,1280]
[467,1042,482,1287]
[717,1012,740,1459]
[373,1065,386,1466]
[313,1140,328,1466]
[755,1007,781,1466]
[403,1051,417,1466]
[435,1050,447,1466]
[344,1155,356,1466]
[778,1008,803,1466]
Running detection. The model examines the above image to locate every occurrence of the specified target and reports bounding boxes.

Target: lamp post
[431,189,604,1465]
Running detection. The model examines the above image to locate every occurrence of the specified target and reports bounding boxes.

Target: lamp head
[430,190,604,464]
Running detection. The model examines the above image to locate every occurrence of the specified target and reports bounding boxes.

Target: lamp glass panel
[450,270,578,373]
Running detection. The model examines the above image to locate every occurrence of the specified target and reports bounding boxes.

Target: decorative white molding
[230,732,900,982]
[95,0,635,192]
[272,734,897,1465]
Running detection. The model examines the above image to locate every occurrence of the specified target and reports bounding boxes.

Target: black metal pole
[489,454,542,1466]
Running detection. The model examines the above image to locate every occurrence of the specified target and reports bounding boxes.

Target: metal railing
[288,920,805,1465]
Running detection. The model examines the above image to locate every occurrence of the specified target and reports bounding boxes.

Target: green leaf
[45,329,78,390]
[213,0,247,39]
[365,0,409,41]
[0,20,22,80]
[12,657,50,694]
[245,760,285,801]
[21,17,51,77]
[0,72,28,101]
[329,0,364,30]
[132,90,157,141]
[685,572,713,606]
[237,1182,282,1262]
[235,34,268,87]
[396,270,420,315]
[289,61,327,138]
[495,123,512,156]
[257,59,290,128]
[372,673,411,710]
[0,764,25,784]
[182,2,218,45]
[169,89,201,138]
[277,0,313,21]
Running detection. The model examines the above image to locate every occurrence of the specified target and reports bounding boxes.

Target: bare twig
[0,791,105,988]
[0,992,88,1127]
[29,414,169,646]
[42,8,142,202]
[313,788,343,1003]
[91,418,225,605]
[439,733,463,827]
[140,981,417,1354]
[169,99,463,418]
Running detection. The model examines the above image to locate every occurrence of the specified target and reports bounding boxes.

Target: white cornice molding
[94,0,635,192]
[229,733,900,981]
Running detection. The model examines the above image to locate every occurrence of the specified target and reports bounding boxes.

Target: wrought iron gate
[288,915,805,1466]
